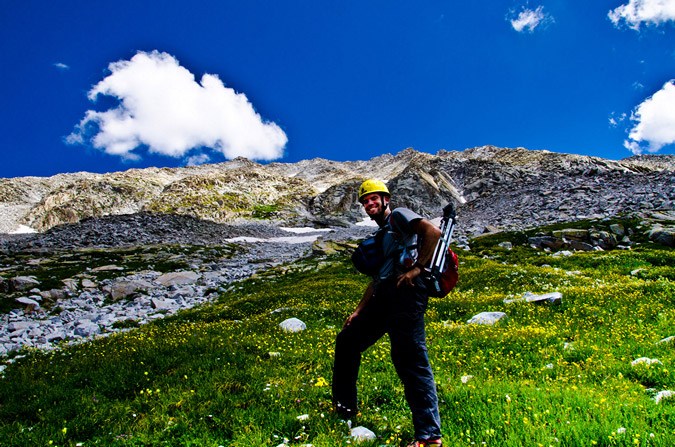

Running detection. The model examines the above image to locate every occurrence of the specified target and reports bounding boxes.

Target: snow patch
[355,219,378,227]
[226,235,322,244]
[280,227,333,234]
[10,225,37,234]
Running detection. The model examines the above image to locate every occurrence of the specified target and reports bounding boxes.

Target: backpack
[421,247,459,297]
[351,231,385,276]
[352,205,459,297]
[351,214,416,278]
[420,202,459,297]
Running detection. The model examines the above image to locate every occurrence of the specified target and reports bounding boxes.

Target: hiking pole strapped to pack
[423,203,459,297]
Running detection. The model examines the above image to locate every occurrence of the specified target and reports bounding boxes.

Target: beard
[365,196,389,222]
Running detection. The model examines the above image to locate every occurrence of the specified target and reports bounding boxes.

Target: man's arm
[396,218,441,287]
[344,281,375,327]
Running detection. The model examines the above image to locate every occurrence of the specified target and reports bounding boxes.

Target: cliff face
[1,146,674,235]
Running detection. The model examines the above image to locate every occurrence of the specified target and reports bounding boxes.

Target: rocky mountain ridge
[2,145,675,357]
[2,146,674,238]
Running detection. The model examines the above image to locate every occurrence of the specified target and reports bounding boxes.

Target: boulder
[155,271,200,286]
[350,426,376,442]
[91,265,124,272]
[528,236,564,250]
[610,223,625,236]
[111,280,154,300]
[44,330,67,343]
[15,297,41,312]
[648,226,675,247]
[81,279,98,289]
[151,298,177,310]
[654,390,674,405]
[74,321,101,337]
[8,321,33,332]
[631,357,662,367]
[552,229,588,241]
[467,312,508,325]
[10,276,40,292]
[552,250,574,258]
[657,336,674,345]
[39,289,67,301]
[590,231,617,250]
[280,318,306,332]
[526,292,562,305]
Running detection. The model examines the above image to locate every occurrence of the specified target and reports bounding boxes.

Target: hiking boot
[407,438,442,447]
[333,403,357,421]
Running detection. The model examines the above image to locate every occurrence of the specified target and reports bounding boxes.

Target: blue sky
[1,1,675,179]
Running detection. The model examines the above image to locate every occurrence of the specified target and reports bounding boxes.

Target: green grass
[1,235,674,446]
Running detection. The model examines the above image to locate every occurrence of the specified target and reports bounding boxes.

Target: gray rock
[7,321,32,332]
[81,279,98,289]
[15,297,41,312]
[648,226,675,247]
[552,250,574,258]
[566,240,595,251]
[10,276,40,291]
[151,298,177,310]
[467,312,508,325]
[40,289,66,300]
[155,271,200,286]
[111,280,154,300]
[350,426,376,442]
[528,236,564,250]
[525,291,562,305]
[280,318,306,332]
[45,330,67,342]
[74,321,101,337]
[91,265,123,272]
[169,285,195,298]
[590,231,617,250]
[552,229,589,241]
[610,223,625,236]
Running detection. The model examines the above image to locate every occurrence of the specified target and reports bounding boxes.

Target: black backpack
[351,230,385,276]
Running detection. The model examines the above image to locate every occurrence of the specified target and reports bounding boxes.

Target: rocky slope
[1,146,674,238]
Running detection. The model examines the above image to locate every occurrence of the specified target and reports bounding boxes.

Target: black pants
[332,280,442,440]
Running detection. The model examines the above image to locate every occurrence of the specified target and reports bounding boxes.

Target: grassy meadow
[1,220,674,446]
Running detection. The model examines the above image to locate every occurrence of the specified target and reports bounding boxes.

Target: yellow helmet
[358,179,390,202]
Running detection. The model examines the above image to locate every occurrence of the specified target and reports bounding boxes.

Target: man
[332,179,443,446]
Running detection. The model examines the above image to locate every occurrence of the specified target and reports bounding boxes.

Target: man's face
[361,192,388,218]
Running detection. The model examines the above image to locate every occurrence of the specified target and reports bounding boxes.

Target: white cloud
[66,50,287,162]
[624,80,675,154]
[609,0,675,30]
[54,62,70,70]
[186,153,211,166]
[609,112,627,127]
[509,6,553,33]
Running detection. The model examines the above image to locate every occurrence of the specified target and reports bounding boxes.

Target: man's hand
[395,217,440,288]
[344,311,360,328]
[397,265,422,288]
